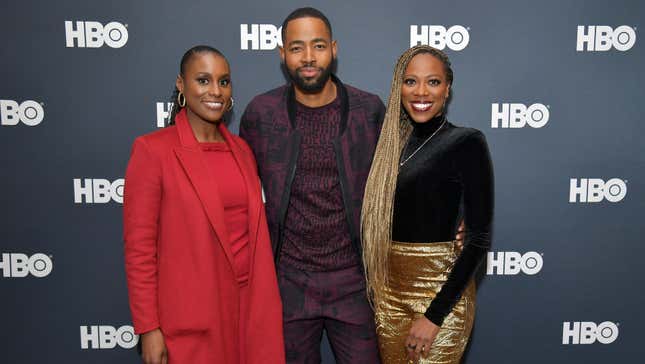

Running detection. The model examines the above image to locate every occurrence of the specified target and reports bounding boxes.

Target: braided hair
[361,45,454,308]
[167,45,226,126]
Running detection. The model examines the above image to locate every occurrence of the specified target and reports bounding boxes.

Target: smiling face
[280,16,336,94]
[176,52,232,124]
[400,53,451,123]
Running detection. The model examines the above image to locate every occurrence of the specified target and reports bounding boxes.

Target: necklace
[399,120,446,167]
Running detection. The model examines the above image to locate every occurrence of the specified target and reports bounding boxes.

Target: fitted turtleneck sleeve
[392,122,494,326]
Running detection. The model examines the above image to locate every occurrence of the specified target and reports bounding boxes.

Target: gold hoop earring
[227,97,235,111]
[177,92,186,107]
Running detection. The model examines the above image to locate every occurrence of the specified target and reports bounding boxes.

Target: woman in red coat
[123,45,285,364]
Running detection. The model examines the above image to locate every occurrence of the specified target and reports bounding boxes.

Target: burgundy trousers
[278,263,381,364]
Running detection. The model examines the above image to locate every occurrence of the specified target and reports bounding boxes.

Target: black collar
[409,113,447,137]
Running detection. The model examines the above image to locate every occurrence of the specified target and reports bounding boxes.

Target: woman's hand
[405,316,440,361]
[141,328,167,364]
[455,219,465,250]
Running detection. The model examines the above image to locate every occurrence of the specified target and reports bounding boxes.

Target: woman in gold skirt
[361,45,494,363]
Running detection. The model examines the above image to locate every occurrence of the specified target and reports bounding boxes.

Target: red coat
[123,110,285,363]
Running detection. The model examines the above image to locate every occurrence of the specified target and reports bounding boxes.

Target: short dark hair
[179,45,224,75]
[281,7,333,43]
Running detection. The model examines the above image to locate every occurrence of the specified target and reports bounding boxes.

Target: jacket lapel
[219,123,262,281]
[173,111,235,270]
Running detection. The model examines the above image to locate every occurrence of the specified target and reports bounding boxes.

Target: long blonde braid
[361,45,453,308]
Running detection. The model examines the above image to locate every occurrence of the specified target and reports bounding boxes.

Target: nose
[302,45,315,64]
[209,82,222,97]
[413,82,429,97]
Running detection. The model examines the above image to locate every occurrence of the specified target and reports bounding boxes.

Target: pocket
[164,327,209,337]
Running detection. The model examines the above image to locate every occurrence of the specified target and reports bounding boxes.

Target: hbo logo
[0,253,53,278]
[74,178,124,204]
[241,24,283,50]
[65,21,128,48]
[410,25,470,51]
[80,325,139,349]
[577,25,636,52]
[156,102,173,127]
[491,103,549,128]
[562,321,619,345]
[486,251,543,275]
[569,178,627,203]
[0,100,44,126]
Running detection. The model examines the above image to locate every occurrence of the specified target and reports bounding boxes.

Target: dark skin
[401,54,450,124]
[139,51,234,364]
[402,53,456,361]
[279,16,337,107]
[140,329,166,364]
[177,52,233,142]
[281,20,466,363]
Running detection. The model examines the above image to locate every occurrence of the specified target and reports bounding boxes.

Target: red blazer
[123,110,285,363]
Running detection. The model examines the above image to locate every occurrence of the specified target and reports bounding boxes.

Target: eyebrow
[287,40,305,47]
[287,38,329,47]
[194,72,231,80]
[403,73,443,78]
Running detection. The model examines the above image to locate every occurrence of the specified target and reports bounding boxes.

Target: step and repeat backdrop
[1,0,643,363]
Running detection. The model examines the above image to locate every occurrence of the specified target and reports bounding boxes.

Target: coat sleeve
[123,137,162,334]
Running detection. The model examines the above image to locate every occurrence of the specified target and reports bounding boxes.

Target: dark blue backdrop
[1,0,643,362]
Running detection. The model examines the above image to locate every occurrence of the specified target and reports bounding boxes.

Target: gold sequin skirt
[375,241,475,364]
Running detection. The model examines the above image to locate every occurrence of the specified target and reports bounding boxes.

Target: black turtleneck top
[392,116,494,326]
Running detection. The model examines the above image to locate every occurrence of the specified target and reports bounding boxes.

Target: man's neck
[294,79,337,108]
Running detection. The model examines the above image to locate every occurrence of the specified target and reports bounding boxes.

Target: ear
[278,45,285,62]
[445,84,451,99]
[175,75,184,93]
[331,40,337,58]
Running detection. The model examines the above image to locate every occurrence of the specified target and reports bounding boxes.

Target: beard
[286,60,334,94]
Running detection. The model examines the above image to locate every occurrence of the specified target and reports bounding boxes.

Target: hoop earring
[227,97,235,111]
[177,92,186,107]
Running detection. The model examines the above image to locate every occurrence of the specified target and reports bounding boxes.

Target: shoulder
[444,123,490,152]
[445,123,485,140]
[229,134,258,166]
[131,125,179,155]
[241,85,289,130]
[343,83,385,111]
[230,134,253,154]
[245,85,289,112]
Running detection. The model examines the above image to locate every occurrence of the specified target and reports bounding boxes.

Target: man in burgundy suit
[239,7,384,364]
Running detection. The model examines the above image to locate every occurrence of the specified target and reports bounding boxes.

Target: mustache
[297,63,322,71]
